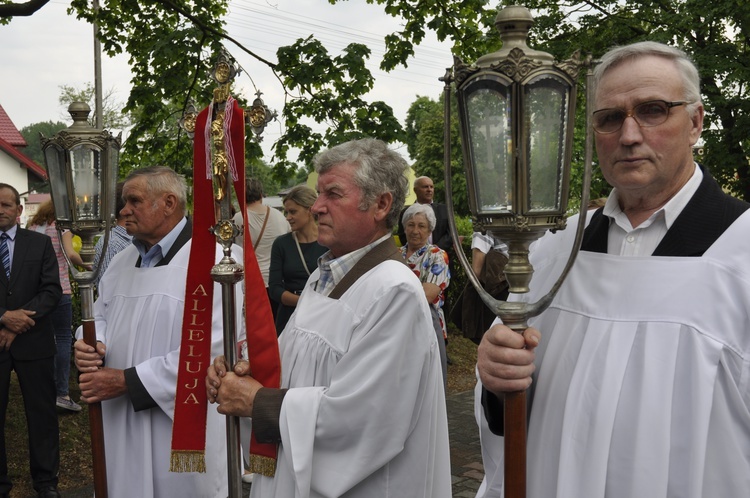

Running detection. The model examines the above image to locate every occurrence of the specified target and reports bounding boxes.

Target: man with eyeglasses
[474,41,750,498]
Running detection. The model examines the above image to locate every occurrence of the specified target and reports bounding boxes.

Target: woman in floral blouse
[400,203,450,386]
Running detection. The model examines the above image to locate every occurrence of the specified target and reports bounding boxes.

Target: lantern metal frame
[41,102,121,284]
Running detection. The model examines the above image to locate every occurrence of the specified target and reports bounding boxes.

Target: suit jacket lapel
[6,226,29,288]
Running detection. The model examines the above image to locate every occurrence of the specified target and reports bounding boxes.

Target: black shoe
[37,486,60,498]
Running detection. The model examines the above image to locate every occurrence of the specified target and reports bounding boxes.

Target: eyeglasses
[592,100,690,134]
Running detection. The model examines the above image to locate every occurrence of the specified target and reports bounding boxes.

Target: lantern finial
[476,5,553,67]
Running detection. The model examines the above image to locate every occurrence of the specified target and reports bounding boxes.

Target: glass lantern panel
[70,145,102,221]
[106,142,120,223]
[43,145,72,222]
[524,74,571,212]
[464,81,513,215]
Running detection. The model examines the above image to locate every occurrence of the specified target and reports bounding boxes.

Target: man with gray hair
[475,41,750,497]
[397,175,452,251]
[207,138,451,497]
[74,166,243,498]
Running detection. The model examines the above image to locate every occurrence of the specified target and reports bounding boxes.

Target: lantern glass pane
[524,74,570,212]
[465,82,513,214]
[44,145,72,222]
[70,145,102,221]
[106,142,120,223]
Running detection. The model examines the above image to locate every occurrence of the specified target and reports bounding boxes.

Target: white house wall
[0,150,31,226]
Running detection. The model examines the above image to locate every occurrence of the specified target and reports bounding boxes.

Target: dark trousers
[0,353,60,494]
[50,294,73,397]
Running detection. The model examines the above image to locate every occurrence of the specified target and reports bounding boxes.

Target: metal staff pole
[210,204,244,498]
[206,51,245,498]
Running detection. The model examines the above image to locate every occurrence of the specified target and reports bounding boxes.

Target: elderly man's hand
[206,356,253,403]
[206,355,228,403]
[74,339,106,372]
[477,324,540,397]
[78,367,127,403]
[209,359,261,417]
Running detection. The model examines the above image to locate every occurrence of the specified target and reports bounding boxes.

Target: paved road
[61,389,484,498]
[448,389,484,497]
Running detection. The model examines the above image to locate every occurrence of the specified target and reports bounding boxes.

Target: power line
[225,0,452,71]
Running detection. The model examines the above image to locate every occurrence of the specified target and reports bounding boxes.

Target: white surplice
[476,210,750,498]
[250,259,452,498]
[83,242,243,498]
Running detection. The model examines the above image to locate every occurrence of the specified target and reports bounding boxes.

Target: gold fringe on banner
[170,450,207,473]
[249,454,277,477]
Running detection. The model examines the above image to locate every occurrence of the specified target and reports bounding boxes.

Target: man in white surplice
[475,42,750,498]
[74,166,242,498]
[207,138,452,498]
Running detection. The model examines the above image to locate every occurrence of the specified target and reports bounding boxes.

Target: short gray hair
[402,203,436,232]
[124,166,188,215]
[313,138,409,228]
[593,41,702,118]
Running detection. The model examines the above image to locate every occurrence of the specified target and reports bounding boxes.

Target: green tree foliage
[246,159,283,197]
[273,37,405,179]
[19,121,67,167]
[68,0,230,180]
[58,83,131,131]
[514,0,750,202]
[404,95,470,217]
[2,0,747,201]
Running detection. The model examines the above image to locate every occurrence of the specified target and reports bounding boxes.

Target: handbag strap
[292,231,312,276]
[252,206,270,251]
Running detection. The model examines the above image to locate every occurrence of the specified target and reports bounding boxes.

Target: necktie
[0,233,10,279]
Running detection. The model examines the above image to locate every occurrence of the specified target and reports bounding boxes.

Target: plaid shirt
[93,224,133,285]
[313,233,393,297]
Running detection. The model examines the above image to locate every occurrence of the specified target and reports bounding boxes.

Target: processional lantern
[41,101,121,498]
[442,5,593,498]
[42,102,120,272]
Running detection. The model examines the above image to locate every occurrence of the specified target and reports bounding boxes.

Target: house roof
[0,136,47,180]
[0,103,46,180]
[0,104,27,146]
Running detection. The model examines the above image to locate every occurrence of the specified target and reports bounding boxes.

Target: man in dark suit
[0,183,62,498]
[397,176,452,251]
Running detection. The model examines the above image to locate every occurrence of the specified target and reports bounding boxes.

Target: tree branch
[154,0,278,70]
[0,0,50,18]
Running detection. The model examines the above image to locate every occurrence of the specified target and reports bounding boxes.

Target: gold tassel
[249,454,277,477]
[170,450,207,473]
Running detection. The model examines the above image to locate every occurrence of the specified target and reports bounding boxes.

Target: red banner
[170,106,216,472]
[170,96,281,476]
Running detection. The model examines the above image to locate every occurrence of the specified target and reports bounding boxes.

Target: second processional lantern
[442,5,593,498]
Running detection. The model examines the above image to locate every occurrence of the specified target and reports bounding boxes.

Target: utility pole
[93,0,103,128]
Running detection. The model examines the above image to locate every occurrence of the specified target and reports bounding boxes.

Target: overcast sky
[0,0,454,162]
